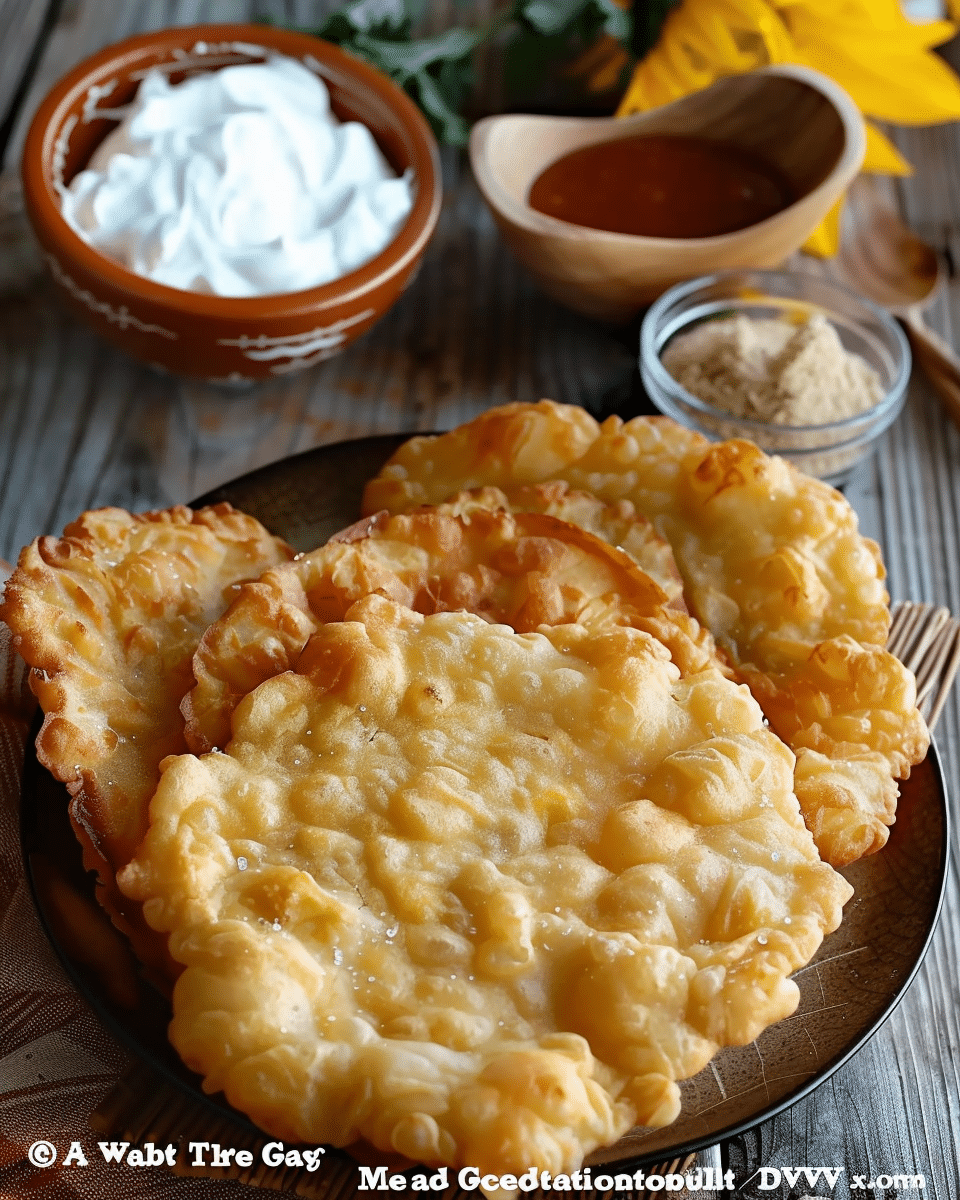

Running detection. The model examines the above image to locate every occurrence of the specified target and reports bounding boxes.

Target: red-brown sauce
[528,134,794,239]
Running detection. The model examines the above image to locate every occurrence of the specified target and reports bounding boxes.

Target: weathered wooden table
[0,2,958,1197]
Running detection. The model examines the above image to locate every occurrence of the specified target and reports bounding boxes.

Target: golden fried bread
[571,432,891,657]
[1,504,292,963]
[121,595,851,1172]
[184,505,717,755]
[362,404,929,867]
[362,399,601,515]
[361,406,701,523]
[437,481,686,609]
[739,636,929,862]
[568,431,929,865]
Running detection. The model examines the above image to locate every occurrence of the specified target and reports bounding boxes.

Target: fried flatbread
[184,505,715,755]
[121,594,851,1171]
[436,481,686,610]
[363,399,600,516]
[362,404,930,866]
[1,504,293,970]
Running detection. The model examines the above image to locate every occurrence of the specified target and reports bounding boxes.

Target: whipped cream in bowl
[23,26,441,380]
[59,54,415,298]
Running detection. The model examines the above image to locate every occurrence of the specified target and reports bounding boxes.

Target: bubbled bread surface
[122,594,851,1173]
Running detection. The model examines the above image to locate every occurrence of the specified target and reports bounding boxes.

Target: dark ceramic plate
[21,435,951,1166]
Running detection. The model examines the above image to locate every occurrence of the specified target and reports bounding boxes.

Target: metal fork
[888,601,960,731]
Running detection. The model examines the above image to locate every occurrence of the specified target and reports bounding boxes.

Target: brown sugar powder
[661,312,884,425]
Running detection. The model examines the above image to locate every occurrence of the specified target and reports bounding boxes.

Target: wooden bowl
[469,66,866,323]
[21,25,442,382]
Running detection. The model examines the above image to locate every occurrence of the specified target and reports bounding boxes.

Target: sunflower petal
[617,0,794,114]
[791,33,960,122]
[863,122,913,176]
[615,0,960,209]
[801,196,844,258]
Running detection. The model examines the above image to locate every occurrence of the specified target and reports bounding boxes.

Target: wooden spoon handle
[900,311,960,431]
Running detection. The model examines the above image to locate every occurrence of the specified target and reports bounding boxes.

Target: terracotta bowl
[469,66,866,323]
[21,24,442,382]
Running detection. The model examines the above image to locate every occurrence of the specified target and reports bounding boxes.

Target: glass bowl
[639,270,911,486]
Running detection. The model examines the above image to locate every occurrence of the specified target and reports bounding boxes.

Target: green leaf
[595,0,630,40]
[519,0,592,36]
[344,0,408,33]
[355,25,483,80]
[437,53,475,106]
[313,10,361,41]
[504,0,615,104]
[413,67,472,144]
[281,0,659,146]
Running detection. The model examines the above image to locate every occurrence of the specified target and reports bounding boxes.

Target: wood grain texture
[0,0,52,142]
[0,2,958,1197]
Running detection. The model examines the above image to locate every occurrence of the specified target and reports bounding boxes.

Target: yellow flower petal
[789,30,960,122]
[775,0,955,50]
[619,0,960,122]
[614,0,960,229]
[617,0,793,115]
[862,122,913,176]
[801,196,843,258]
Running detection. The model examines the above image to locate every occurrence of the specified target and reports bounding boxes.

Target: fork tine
[887,601,960,732]
[887,601,926,660]
[889,603,950,670]
[924,624,960,731]
[913,621,958,706]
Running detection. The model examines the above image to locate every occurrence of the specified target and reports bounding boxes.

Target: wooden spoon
[835,176,960,429]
